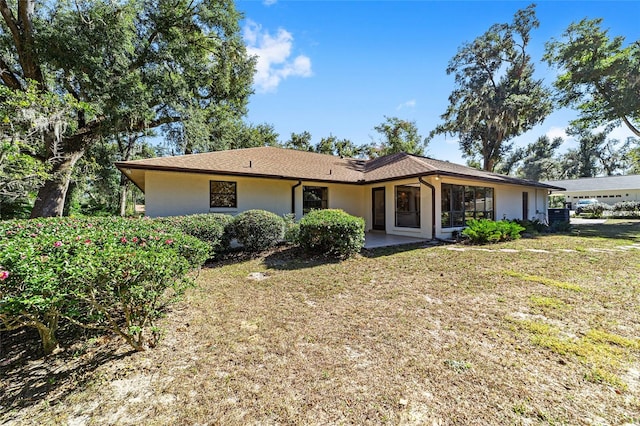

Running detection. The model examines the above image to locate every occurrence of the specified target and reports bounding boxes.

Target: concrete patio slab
[364,232,431,249]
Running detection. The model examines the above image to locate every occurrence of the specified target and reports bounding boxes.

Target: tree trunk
[30,150,84,218]
[37,311,60,355]
[119,177,128,217]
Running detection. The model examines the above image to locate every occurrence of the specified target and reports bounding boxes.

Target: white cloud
[243,20,312,93]
[396,99,417,110]
[545,126,569,141]
[263,0,277,5]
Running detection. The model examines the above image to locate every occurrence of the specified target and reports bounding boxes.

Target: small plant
[444,359,472,373]
[298,209,365,258]
[233,209,285,252]
[461,219,525,244]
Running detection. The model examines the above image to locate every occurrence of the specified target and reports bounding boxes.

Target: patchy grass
[504,270,584,292]
[1,220,640,425]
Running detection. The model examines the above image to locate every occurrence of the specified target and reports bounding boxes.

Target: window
[441,184,493,228]
[210,180,237,208]
[303,186,328,214]
[395,185,420,228]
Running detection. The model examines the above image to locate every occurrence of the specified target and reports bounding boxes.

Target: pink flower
[132,237,139,243]
[165,239,173,245]
[84,239,91,245]
[0,271,9,281]
[121,237,128,243]
[54,241,63,247]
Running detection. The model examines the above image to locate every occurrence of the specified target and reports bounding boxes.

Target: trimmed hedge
[156,213,234,255]
[0,217,209,354]
[462,219,525,244]
[233,209,285,252]
[579,203,612,218]
[298,209,364,258]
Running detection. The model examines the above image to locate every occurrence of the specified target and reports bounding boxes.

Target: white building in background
[542,175,640,209]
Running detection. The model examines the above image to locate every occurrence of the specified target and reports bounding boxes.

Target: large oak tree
[544,18,640,137]
[0,0,255,217]
[431,4,552,172]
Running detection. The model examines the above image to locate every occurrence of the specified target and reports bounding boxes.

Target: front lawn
[2,220,639,425]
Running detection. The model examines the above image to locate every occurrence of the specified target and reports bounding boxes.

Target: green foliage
[233,210,285,252]
[548,195,566,209]
[513,218,548,234]
[559,127,630,179]
[578,203,612,218]
[0,0,255,217]
[282,213,300,244]
[544,18,640,138]
[284,131,314,151]
[431,5,553,171]
[612,201,640,212]
[497,135,563,180]
[0,217,209,354]
[156,213,235,255]
[369,116,426,157]
[298,209,365,258]
[462,219,525,244]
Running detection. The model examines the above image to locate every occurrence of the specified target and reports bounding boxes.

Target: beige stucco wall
[144,171,367,219]
[291,181,366,219]
[143,170,549,241]
[145,171,294,217]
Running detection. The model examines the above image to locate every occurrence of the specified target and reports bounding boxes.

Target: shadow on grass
[361,241,445,259]
[0,327,133,419]
[262,246,341,271]
[569,220,640,242]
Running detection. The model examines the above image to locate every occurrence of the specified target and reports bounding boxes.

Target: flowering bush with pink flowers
[0,217,209,354]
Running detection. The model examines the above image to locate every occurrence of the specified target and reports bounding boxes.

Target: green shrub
[157,213,234,255]
[462,219,525,244]
[282,213,300,244]
[580,203,611,218]
[513,218,548,234]
[612,201,640,212]
[0,217,209,354]
[298,209,365,258]
[609,201,640,218]
[233,209,285,252]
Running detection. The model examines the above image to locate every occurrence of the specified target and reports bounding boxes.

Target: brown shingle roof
[116,146,563,191]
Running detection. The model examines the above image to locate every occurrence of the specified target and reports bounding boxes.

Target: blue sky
[236,0,640,164]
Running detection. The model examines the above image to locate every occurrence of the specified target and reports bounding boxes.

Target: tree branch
[0,57,22,89]
[0,0,22,53]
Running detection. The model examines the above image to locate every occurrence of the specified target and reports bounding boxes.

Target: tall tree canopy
[431,4,553,172]
[498,135,563,181]
[369,116,426,158]
[0,0,255,217]
[557,127,629,179]
[544,18,640,137]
